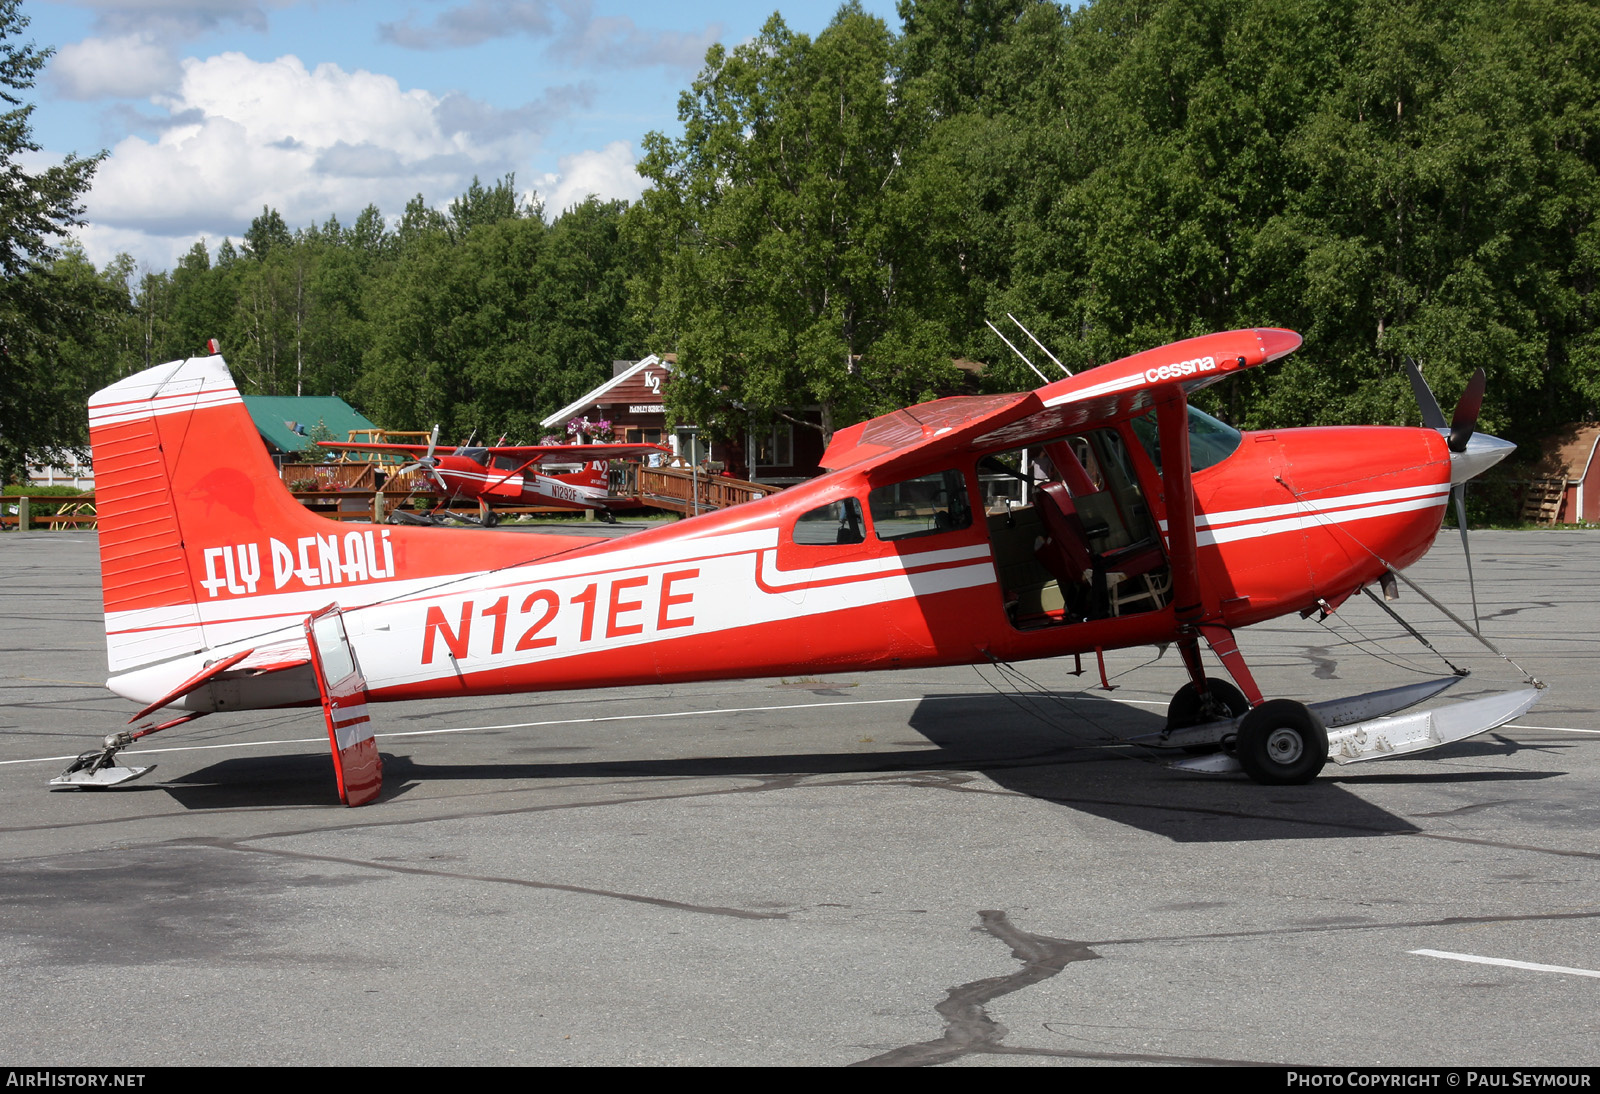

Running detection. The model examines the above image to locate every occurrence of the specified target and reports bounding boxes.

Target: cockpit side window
[867,469,972,541]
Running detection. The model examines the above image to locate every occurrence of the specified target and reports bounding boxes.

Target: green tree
[630,5,961,445]
[242,206,292,260]
[0,0,105,479]
[447,174,532,242]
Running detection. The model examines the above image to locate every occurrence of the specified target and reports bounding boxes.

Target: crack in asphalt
[852,910,1266,1067]
[1085,906,1600,949]
[185,836,790,921]
[852,901,1600,1067]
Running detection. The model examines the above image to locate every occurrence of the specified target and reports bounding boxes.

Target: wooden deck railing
[2,494,99,530]
[5,463,786,531]
[636,466,783,515]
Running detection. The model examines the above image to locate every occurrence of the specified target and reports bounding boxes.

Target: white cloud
[74,221,212,277]
[380,0,556,50]
[48,34,180,100]
[381,0,718,69]
[74,51,583,269]
[551,13,721,70]
[539,140,642,217]
[67,1,290,38]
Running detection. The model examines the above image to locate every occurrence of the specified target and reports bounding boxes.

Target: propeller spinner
[399,424,448,493]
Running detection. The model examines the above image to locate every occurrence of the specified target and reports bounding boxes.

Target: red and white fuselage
[425,452,612,512]
[90,330,1477,728]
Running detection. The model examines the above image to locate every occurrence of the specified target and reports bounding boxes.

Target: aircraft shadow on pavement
[159,692,1560,833]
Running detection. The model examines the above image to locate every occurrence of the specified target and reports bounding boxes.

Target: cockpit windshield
[1128,406,1243,474]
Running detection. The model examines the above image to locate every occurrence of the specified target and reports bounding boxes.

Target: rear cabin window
[793,498,866,545]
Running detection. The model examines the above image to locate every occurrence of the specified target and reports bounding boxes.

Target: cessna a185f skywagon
[59,328,1539,805]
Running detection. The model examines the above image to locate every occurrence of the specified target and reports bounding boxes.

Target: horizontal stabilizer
[125,648,253,723]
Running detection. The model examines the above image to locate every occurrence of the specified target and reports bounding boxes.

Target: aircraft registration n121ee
[56,328,1540,804]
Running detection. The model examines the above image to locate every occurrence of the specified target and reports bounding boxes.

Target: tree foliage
[0,0,106,479]
[630,6,961,442]
[11,0,1600,482]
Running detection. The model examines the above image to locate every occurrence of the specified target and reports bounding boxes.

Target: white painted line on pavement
[1410,949,1600,979]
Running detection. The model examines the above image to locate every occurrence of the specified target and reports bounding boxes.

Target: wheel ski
[1164,683,1540,774]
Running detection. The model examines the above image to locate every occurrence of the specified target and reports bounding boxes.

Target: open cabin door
[305,605,382,806]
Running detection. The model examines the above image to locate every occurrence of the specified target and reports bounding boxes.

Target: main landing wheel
[1235,699,1328,785]
[1166,678,1250,729]
[1167,678,1250,754]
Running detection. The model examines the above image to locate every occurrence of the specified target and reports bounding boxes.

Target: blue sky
[24,0,902,272]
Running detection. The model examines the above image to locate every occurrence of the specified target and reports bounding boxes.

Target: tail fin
[90,356,603,677]
[89,355,332,672]
[547,459,609,492]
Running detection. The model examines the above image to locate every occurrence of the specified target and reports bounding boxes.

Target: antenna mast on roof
[1006,314,1071,377]
[984,319,1050,384]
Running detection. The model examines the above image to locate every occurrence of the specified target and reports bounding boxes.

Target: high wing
[819,328,1301,476]
[319,441,666,463]
[485,443,667,464]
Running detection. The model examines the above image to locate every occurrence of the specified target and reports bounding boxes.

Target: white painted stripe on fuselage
[345,547,998,694]
[1194,483,1451,530]
[1197,494,1449,547]
[756,541,991,587]
[1154,483,1451,547]
[103,524,994,704]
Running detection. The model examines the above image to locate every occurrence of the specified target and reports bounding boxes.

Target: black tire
[1235,699,1328,785]
[1167,678,1250,754]
[1166,678,1251,729]
[482,509,499,527]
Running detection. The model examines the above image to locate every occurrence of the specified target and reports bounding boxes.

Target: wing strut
[1155,391,1202,624]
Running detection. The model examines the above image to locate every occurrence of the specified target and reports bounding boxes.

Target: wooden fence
[2,494,100,530]
[4,464,784,531]
[637,466,782,515]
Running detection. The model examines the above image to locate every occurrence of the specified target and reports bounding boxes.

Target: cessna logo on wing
[200,529,397,597]
[1145,355,1218,383]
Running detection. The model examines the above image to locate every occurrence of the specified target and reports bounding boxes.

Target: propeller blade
[425,424,440,462]
[1448,368,1487,453]
[1414,358,1490,630]
[1452,485,1480,631]
[1405,357,1448,430]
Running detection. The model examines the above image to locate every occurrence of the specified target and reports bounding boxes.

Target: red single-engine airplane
[321,430,666,525]
[58,327,1539,805]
